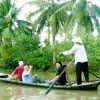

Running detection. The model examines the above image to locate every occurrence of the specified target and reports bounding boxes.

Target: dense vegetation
[0,0,100,72]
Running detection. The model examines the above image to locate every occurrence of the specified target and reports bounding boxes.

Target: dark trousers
[76,62,89,85]
[30,74,44,83]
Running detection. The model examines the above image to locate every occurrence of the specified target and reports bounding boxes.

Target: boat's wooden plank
[0,78,99,90]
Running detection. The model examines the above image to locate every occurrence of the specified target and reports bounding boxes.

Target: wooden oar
[90,71,100,79]
[44,59,74,96]
[64,58,73,86]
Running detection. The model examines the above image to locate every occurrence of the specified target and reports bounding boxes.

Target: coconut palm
[0,0,33,65]
[0,0,33,34]
[23,0,100,63]
[27,0,71,63]
[64,0,100,39]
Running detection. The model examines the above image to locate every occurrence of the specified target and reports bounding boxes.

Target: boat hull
[0,78,99,90]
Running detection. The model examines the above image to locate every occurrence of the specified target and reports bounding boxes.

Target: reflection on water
[0,82,100,100]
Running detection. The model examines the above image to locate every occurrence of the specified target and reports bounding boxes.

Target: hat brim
[71,38,83,44]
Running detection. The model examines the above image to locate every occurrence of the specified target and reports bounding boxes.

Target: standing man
[60,37,89,85]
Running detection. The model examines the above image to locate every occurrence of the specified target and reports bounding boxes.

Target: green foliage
[84,36,100,71]
[55,41,73,62]
[0,0,100,73]
[0,29,52,70]
[0,29,100,72]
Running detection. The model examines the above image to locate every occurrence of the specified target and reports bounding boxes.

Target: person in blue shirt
[22,65,32,83]
[22,65,44,83]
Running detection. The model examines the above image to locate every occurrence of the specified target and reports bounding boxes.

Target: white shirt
[62,44,88,64]
[22,71,32,83]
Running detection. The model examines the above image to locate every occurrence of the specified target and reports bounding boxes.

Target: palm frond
[50,15,60,36]
[79,15,93,33]
[16,20,33,35]
[27,0,52,9]
[64,0,97,36]
[0,0,11,16]
[92,4,100,16]
[35,9,49,33]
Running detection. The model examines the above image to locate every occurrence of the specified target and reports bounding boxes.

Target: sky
[14,0,100,45]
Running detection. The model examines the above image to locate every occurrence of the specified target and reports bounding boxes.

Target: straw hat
[72,37,83,44]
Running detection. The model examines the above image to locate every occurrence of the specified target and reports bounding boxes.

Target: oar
[44,59,74,96]
[64,58,72,86]
[90,71,100,79]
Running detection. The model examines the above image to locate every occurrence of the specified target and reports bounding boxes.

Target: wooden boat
[0,73,99,90]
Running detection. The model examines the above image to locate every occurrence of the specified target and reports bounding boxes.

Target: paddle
[90,71,100,79]
[64,58,73,86]
[44,59,74,96]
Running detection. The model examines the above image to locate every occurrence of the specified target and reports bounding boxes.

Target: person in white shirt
[22,65,44,83]
[22,65,32,83]
[60,37,89,85]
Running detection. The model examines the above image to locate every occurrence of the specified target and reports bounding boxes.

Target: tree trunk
[52,35,56,64]
[47,26,51,43]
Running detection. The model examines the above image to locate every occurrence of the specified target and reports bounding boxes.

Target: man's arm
[62,45,77,56]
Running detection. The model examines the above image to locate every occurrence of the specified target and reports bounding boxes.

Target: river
[0,82,100,100]
[0,69,100,100]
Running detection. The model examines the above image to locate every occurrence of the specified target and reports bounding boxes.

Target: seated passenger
[22,65,44,83]
[22,65,32,83]
[50,62,67,85]
[8,61,24,81]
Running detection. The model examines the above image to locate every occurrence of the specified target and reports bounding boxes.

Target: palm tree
[0,0,33,64]
[64,0,100,39]
[25,0,100,63]
[0,0,33,34]
[27,0,71,63]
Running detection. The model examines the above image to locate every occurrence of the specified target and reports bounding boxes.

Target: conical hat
[72,37,83,44]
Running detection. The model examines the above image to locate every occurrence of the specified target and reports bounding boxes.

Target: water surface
[0,82,100,100]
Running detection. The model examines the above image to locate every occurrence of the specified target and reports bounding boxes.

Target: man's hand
[29,65,33,69]
[7,75,13,80]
